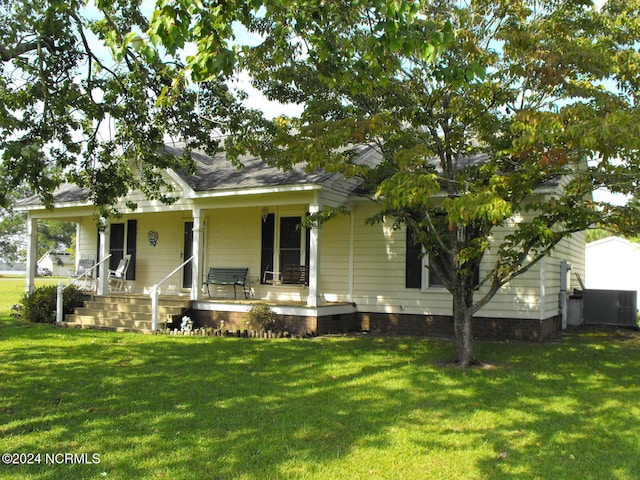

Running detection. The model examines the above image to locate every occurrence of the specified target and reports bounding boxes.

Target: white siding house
[17,145,586,340]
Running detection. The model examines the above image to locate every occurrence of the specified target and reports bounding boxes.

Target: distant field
[0,275,63,312]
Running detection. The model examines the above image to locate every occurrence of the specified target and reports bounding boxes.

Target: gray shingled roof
[18,145,557,208]
[164,145,335,192]
[16,183,91,207]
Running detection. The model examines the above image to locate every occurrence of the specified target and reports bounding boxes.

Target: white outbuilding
[586,236,640,309]
[37,251,74,277]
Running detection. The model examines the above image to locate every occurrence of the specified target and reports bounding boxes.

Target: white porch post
[307,201,322,307]
[97,219,111,295]
[191,207,203,301]
[25,214,37,293]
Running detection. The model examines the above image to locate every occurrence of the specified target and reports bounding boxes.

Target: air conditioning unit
[583,289,638,327]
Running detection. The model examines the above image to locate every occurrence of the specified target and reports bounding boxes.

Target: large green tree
[0,183,75,263]
[0,0,258,215]
[0,210,75,263]
[146,0,640,366]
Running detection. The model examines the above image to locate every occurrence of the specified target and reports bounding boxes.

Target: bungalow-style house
[17,145,585,340]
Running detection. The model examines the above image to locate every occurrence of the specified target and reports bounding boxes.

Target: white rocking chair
[68,257,96,290]
[108,255,132,293]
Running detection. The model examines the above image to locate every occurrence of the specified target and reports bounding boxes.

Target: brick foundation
[187,309,359,336]
[471,315,561,341]
[360,312,561,342]
[188,308,560,341]
[360,312,455,337]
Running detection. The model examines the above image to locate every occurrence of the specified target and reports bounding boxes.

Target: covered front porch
[18,145,365,332]
[22,190,357,331]
[25,201,330,296]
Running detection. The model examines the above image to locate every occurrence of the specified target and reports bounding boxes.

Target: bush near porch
[20,284,87,324]
[1,276,640,479]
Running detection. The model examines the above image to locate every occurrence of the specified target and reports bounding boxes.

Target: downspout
[348,204,355,303]
[560,260,571,330]
[539,256,546,321]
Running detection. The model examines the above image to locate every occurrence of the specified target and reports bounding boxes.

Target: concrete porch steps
[62,294,192,333]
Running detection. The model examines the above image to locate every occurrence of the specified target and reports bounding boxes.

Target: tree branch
[0,36,55,61]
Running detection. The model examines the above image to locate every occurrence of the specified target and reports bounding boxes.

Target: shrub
[247,304,282,331]
[21,285,87,324]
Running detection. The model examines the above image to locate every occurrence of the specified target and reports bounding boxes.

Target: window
[405,227,444,289]
[279,216,302,273]
[427,260,446,288]
[261,214,309,284]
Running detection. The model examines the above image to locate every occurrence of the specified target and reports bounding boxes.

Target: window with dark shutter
[406,227,447,289]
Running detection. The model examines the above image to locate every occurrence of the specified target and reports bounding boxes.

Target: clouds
[228,71,304,119]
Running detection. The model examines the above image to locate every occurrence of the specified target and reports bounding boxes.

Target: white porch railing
[56,254,113,324]
[149,256,193,332]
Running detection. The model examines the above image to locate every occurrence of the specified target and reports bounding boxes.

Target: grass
[1,276,640,479]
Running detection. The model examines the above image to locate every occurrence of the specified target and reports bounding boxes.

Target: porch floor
[81,290,353,309]
[101,292,350,307]
[89,292,356,316]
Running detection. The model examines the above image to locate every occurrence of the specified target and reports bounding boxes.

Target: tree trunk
[452,285,476,367]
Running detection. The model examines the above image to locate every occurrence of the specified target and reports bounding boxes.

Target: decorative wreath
[148,230,159,247]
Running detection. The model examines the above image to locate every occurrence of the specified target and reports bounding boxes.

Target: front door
[182,221,193,289]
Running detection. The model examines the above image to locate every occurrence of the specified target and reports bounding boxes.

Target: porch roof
[16,183,92,208]
[166,145,335,191]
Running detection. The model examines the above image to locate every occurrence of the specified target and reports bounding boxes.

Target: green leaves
[0,0,242,212]
[442,192,513,229]
[376,171,441,210]
[147,0,191,55]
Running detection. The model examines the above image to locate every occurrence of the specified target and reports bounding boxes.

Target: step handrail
[56,254,113,323]
[149,256,193,332]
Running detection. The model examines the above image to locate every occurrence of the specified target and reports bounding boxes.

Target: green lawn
[1,276,639,479]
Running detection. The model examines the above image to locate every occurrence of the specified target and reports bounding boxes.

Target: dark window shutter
[406,227,422,289]
[109,223,125,271]
[126,220,137,280]
[305,212,311,269]
[260,213,275,284]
